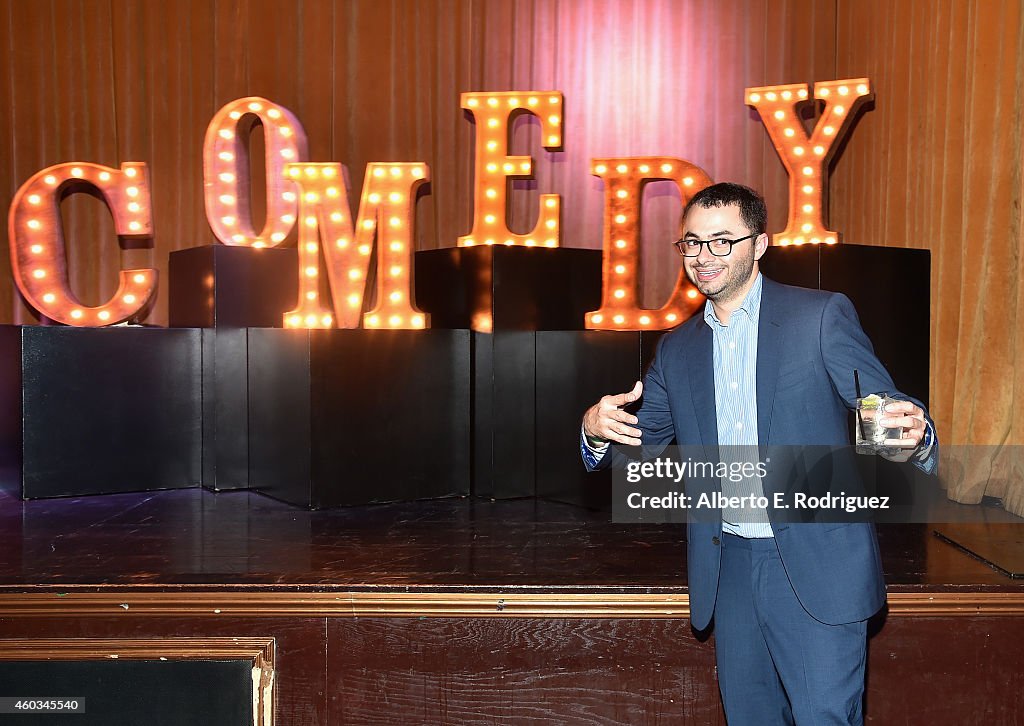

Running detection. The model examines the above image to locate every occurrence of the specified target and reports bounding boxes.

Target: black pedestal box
[247,328,471,509]
[533,331,665,509]
[198,327,249,490]
[168,244,298,329]
[471,331,536,499]
[169,245,299,492]
[0,325,201,498]
[416,246,608,499]
[415,246,602,331]
[759,243,930,405]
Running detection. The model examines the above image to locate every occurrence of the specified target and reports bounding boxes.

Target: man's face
[681,203,763,303]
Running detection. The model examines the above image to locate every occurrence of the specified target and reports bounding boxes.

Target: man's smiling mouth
[695,268,724,281]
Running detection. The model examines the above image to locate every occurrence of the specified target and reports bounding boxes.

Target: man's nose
[695,243,717,264]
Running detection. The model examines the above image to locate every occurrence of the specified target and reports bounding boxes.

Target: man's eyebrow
[683,230,736,238]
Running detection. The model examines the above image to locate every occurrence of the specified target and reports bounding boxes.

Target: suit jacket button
[712,536,721,546]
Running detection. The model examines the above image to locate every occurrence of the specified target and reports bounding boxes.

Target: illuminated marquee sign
[458,91,563,248]
[585,157,711,330]
[283,161,429,330]
[745,78,873,246]
[203,96,308,248]
[7,162,157,326]
[7,78,870,331]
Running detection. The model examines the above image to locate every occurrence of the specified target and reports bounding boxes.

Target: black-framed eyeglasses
[673,233,758,257]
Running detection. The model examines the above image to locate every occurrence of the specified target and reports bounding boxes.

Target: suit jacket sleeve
[819,292,938,475]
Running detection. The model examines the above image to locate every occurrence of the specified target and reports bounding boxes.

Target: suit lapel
[756,279,784,445]
[688,319,718,449]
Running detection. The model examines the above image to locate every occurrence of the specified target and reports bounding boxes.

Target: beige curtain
[831,0,1024,512]
[2,0,1022,510]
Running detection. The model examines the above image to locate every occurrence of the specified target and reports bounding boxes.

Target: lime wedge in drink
[860,393,883,409]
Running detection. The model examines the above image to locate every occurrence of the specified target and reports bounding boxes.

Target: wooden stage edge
[1,589,1022,618]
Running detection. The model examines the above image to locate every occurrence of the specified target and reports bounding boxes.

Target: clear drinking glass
[855,393,902,454]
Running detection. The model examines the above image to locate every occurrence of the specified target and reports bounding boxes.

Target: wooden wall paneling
[111,0,217,326]
[332,0,400,235]
[0,4,20,322]
[4,590,1024,619]
[213,0,336,261]
[411,0,481,252]
[286,0,336,167]
[759,0,838,242]
[526,0,839,309]
[539,0,675,308]
[833,0,913,251]
[368,0,457,258]
[229,0,337,163]
[0,616,329,726]
[52,1,119,317]
[326,0,411,308]
[738,0,777,218]
[864,615,1024,723]
[327,617,727,725]
[476,0,551,236]
[2,1,121,324]
[1,602,1024,723]
[501,0,544,246]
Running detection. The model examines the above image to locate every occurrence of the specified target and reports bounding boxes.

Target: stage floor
[1,485,1021,594]
[3,486,1024,724]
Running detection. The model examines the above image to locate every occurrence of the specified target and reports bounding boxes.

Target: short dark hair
[682,182,767,235]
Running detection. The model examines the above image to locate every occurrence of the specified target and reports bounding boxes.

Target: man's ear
[753,232,769,261]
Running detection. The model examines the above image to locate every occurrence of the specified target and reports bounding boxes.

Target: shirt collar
[703,272,763,327]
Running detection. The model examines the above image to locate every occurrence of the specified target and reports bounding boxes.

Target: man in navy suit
[581,183,937,725]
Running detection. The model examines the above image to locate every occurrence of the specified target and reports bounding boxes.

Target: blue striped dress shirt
[704,273,773,538]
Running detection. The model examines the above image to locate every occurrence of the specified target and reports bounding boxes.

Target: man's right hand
[582,380,644,446]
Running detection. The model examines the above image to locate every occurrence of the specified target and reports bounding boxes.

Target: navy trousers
[713,533,868,725]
